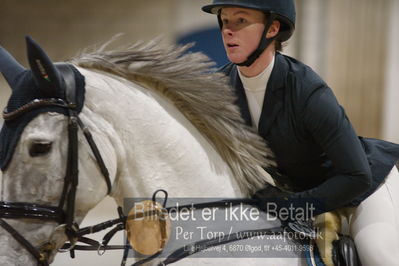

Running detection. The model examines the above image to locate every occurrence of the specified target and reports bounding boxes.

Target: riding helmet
[202,0,296,42]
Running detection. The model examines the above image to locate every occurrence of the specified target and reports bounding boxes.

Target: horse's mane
[71,38,276,196]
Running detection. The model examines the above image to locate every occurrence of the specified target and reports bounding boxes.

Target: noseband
[0,64,112,265]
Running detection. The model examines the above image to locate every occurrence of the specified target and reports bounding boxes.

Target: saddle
[314,211,361,266]
[332,234,361,266]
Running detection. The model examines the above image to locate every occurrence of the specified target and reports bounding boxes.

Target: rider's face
[220,7,266,64]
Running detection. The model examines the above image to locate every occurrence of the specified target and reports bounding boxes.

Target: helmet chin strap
[218,13,278,67]
[236,31,272,66]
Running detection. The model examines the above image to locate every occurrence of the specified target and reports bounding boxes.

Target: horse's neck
[79,68,243,206]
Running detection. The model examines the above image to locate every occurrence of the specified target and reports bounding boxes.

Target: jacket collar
[230,67,253,127]
[266,52,287,93]
[258,52,287,137]
[226,52,288,137]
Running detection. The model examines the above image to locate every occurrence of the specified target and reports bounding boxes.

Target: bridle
[0,63,113,265]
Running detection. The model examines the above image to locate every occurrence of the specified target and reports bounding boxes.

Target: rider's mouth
[227,44,239,51]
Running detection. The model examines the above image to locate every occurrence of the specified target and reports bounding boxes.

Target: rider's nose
[222,27,233,37]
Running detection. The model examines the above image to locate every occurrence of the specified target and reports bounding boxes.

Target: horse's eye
[29,142,52,157]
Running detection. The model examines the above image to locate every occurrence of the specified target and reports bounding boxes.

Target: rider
[201,1,399,265]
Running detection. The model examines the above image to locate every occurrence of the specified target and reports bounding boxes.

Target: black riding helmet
[202,0,296,67]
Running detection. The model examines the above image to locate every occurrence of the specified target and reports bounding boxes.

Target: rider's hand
[252,185,324,224]
[252,185,291,204]
[252,185,317,225]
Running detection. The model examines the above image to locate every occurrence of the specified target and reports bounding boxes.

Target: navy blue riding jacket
[221,52,399,214]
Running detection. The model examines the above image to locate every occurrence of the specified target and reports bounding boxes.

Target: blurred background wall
[1,0,398,140]
[0,0,398,265]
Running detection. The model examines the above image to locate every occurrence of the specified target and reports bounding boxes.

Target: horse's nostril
[29,142,52,157]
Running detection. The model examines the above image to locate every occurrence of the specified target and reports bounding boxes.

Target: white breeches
[347,166,399,266]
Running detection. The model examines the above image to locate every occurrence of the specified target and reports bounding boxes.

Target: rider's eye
[29,142,52,157]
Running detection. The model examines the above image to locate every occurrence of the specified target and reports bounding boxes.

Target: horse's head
[0,37,113,265]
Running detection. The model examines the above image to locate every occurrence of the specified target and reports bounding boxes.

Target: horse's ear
[26,36,62,96]
[0,45,26,90]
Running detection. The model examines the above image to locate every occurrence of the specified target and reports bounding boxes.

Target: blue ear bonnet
[0,36,85,170]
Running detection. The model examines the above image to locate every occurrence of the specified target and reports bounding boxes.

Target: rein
[54,193,315,266]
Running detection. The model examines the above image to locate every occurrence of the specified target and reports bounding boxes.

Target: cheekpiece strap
[55,63,77,109]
